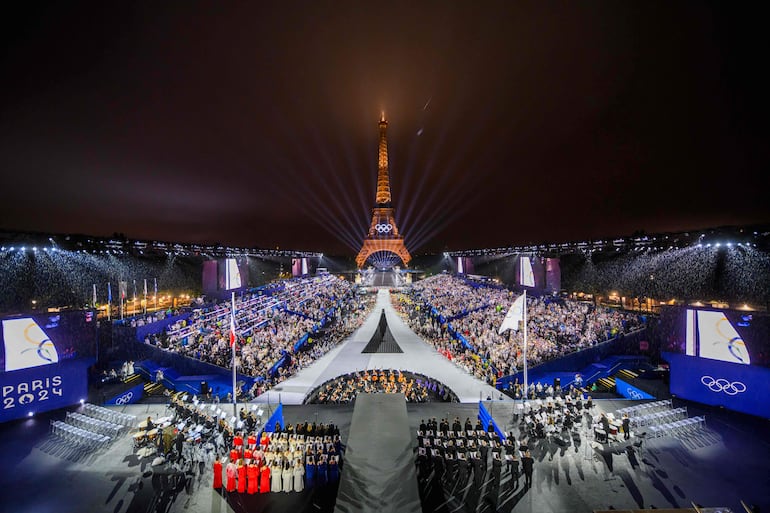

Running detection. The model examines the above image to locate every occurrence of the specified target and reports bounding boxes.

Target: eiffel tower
[356,114,411,269]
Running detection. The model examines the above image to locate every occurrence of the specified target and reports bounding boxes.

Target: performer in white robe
[282,462,293,492]
[270,461,282,492]
[293,460,305,492]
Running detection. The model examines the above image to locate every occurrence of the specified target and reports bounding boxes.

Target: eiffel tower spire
[356,115,411,269]
[376,113,391,205]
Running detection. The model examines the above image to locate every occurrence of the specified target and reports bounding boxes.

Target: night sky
[1,2,768,255]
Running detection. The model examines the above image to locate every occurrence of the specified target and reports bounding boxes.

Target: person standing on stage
[293,459,305,492]
[622,413,631,440]
[270,459,282,492]
[522,450,534,489]
[247,460,258,494]
[236,459,246,493]
[225,458,237,493]
[212,455,223,489]
[259,461,270,493]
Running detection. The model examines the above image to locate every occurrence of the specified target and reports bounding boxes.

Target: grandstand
[1,225,769,513]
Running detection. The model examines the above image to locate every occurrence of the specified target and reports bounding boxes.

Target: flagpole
[232,291,237,417]
[523,289,528,401]
[107,283,112,321]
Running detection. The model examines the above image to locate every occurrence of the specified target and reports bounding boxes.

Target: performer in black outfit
[622,413,630,440]
[522,450,534,488]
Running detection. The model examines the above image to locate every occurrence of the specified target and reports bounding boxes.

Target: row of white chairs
[50,420,111,451]
[66,411,123,438]
[83,403,136,426]
[617,399,672,418]
[647,416,706,438]
[630,407,688,428]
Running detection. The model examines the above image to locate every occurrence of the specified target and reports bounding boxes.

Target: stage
[0,397,767,513]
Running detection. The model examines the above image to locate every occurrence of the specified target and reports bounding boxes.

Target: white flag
[498,293,525,334]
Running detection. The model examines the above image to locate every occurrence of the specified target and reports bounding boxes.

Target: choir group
[212,425,342,494]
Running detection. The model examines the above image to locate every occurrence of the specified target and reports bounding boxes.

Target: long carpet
[256,289,504,404]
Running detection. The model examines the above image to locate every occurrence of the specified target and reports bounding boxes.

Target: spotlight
[80,399,85,404]
[27,412,34,417]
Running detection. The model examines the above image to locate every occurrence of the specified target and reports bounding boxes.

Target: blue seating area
[134,359,257,399]
[497,354,648,392]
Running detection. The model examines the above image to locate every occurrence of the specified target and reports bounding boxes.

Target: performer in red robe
[225,461,237,492]
[233,432,244,451]
[260,432,270,449]
[246,462,258,494]
[237,461,246,493]
[244,448,253,463]
[247,432,257,449]
[259,463,270,493]
[212,456,223,489]
[229,448,239,463]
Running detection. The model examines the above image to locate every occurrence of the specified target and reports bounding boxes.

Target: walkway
[255,289,505,404]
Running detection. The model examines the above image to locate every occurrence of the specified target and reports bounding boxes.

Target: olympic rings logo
[375,223,393,234]
[626,388,643,400]
[700,375,746,395]
[115,392,134,405]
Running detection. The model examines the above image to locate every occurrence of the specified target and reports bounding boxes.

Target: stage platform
[0,398,767,513]
[335,394,420,513]
[255,289,504,404]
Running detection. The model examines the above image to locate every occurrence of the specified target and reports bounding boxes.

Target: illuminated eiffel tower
[355,114,411,269]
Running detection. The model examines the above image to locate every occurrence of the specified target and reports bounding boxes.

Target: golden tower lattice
[355,115,411,268]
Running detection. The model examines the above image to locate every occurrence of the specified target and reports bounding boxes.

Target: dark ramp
[361,309,403,353]
[334,394,420,513]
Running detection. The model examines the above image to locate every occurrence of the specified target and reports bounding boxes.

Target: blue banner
[0,359,89,422]
[663,352,770,418]
[615,377,655,400]
[294,334,309,352]
[104,382,144,406]
[263,403,284,433]
[478,402,506,440]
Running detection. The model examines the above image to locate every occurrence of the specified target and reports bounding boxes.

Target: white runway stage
[256,289,506,404]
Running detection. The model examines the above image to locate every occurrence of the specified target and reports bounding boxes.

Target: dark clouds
[1,1,768,255]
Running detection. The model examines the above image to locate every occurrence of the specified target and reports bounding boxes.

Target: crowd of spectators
[306,369,457,404]
[121,308,184,328]
[561,245,770,305]
[143,276,375,395]
[397,275,644,384]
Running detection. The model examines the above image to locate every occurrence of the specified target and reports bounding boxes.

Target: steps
[123,373,142,385]
[143,382,165,395]
[617,368,638,380]
[595,377,616,391]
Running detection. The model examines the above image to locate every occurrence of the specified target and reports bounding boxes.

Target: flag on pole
[229,307,237,346]
[498,292,526,334]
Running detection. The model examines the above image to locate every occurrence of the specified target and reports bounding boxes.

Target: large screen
[0,311,97,374]
[292,258,309,277]
[519,256,535,287]
[217,258,248,291]
[225,258,242,289]
[661,306,770,368]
